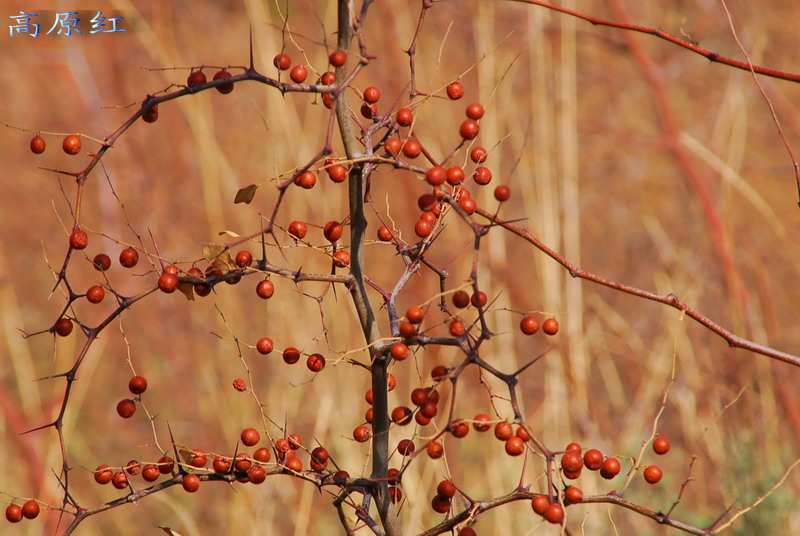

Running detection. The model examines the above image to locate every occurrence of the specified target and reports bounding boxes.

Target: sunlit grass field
[3,1,800,534]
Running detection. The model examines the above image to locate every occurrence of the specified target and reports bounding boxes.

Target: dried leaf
[202,245,235,272]
[234,184,258,204]
[159,527,185,536]
[218,230,241,237]
[177,282,195,301]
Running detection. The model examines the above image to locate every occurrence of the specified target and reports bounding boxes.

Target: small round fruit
[520,316,539,335]
[158,272,179,293]
[256,337,274,354]
[327,164,347,183]
[273,53,291,70]
[431,494,452,513]
[396,107,413,126]
[116,399,136,418]
[294,171,316,189]
[288,220,308,239]
[494,421,513,441]
[391,406,413,425]
[86,285,105,304]
[583,448,603,470]
[644,465,663,484]
[290,65,307,83]
[406,306,424,324]
[431,365,448,381]
[377,225,393,242]
[397,439,415,455]
[248,465,267,484]
[333,250,350,268]
[565,486,583,504]
[470,146,488,163]
[324,221,344,242]
[182,474,200,493]
[93,253,111,271]
[353,425,371,442]
[5,504,23,523]
[119,248,139,268]
[128,375,148,395]
[471,291,488,307]
[256,280,275,299]
[142,464,160,481]
[459,529,477,536]
[62,134,81,155]
[437,480,456,498]
[30,135,46,154]
[187,70,207,86]
[232,378,247,391]
[399,320,417,338]
[363,86,381,104]
[473,413,491,432]
[385,137,402,156]
[531,495,549,516]
[306,353,326,372]
[414,219,433,238]
[466,103,485,120]
[494,184,511,201]
[566,442,582,453]
[425,166,446,186]
[311,447,329,465]
[447,166,465,185]
[322,94,334,108]
[112,471,128,489]
[94,464,113,485]
[125,460,141,475]
[235,250,253,267]
[427,441,444,459]
[561,451,583,473]
[212,456,231,474]
[321,72,335,84]
[402,139,422,158]
[55,318,73,337]
[234,453,252,472]
[601,457,621,479]
[241,427,261,447]
[213,70,234,94]
[452,290,470,308]
[458,196,476,214]
[142,108,158,123]
[329,50,347,67]
[390,342,409,360]
[281,347,300,365]
[544,503,564,524]
[505,436,525,456]
[389,486,402,503]
[446,81,464,100]
[449,319,466,336]
[253,448,271,463]
[459,119,479,140]
[451,419,470,438]
[653,436,671,455]
[70,229,88,250]
[157,456,174,474]
[543,318,559,335]
[473,166,492,185]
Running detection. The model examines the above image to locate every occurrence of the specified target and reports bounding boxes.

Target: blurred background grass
[2,0,800,534]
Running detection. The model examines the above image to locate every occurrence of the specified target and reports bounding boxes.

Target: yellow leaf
[234,184,258,204]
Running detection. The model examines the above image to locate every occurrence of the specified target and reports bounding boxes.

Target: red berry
[653,436,671,455]
[447,166,465,185]
[459,529,477,536]
[449,319,465,336]
[505,436,525,456]
[427,441,444,459]
[253,448,271,463]
[30,135,46,154]
[232,378,247,391]
[406,306,424,324]
[389,486,402,503]
[256,337,274,354]
[566,442,582,453]
[128,375,148,395]
[70,229,88,250]
[321,71,336,85]
[396,108,413,126]
[119,248,139,268]
[414,219,433,238]
[55,318,73,337]
[116,399,136,418]
[158,272,179,293]
[397,439,415,455]
[516,426,531,442]
[62,134,81,155]
[471,291,488,307]
[306,353,326,372]
[425,166,446,186]
[466,103,485,120]
[142,464,160,481]
[288,220,308,239]
[93,253,111,271]
[182,474,200,493]
[86,285,105,304]
[494,185,511,201]
[531,495,549,515]
[311,447,329,465]
[248,465,267,484]
[543,318,559,335]
[494,421,513,440]
[324,221,344,242]
[385,137,402,156]
[544,503,564,524]
[446,81,464,100]
[363,86,381,104]
[125,460,141,475]
[473,166,492,185]
[459,119,479,140]
[644,465,663,484]
[431,494,452,513]
[451,419,470,438]
[601,457,621,479]
[187,70,207,86]
[321,94,334,109]
[565,485,583,504]
[213,70,234,94]
[157,456,174,474]
[290,65,307,83]
[333,250,350,268]
[273,53,291,70]
[327,164,348,183]
[294,171,316,189]
[235,250,253,267]
[402,139,422,158]
[142,106,159,123]
[472,413,491,432]
[353,425,371,442]
[282,347,301,365]
[235,452,253,472]
[583,448,603,470]
[112,471,128,489]
[256,280,275,299]
[452,290,470,308]
[377,225,393,242]
[329,50,347,67]
[431,365,448,382]
[458,196,477,214]
[391,406,413,425]
[561,451,583,473]
[94,464,113,485]
[437,480,456,498]
[520,316,539,335]
[390,342,409,361]
[5,504,22,523]
[241,427,261,447]
[470,146,487,163]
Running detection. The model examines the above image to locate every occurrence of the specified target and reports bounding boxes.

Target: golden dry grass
[2,1,800,535]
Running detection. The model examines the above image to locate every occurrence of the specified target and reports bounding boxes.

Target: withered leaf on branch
[202,245,236,272]
[234,184,258,204]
